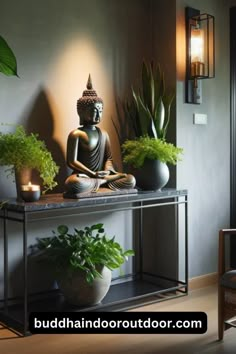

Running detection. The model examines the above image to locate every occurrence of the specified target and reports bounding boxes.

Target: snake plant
[126,61,174,140]
[113,61,175,144]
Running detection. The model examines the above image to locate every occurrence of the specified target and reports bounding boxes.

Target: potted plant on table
[0,125,59,196]
[122,136,182,190]
[32,223,134,306]
[114,61,183,191]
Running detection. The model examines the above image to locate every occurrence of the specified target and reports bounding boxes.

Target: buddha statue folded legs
[64,172,136,197]
[63,75,136,198]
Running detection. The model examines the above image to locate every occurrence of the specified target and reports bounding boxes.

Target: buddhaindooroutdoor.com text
[29,312,207,334]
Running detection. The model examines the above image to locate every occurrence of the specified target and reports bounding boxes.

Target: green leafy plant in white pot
[114,61,183,191]
[32,223,134,306]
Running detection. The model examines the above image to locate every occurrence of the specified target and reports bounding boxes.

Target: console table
[0,188,188,336]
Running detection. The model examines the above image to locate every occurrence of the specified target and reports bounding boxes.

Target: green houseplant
[122,136,183,169]
[114,61,183,190]
[0,35,17,76]
[32,223,134,306]
[0,125,59,193]
[123,61,174,140]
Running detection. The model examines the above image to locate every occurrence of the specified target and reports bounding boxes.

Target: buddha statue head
[77,74,104,126]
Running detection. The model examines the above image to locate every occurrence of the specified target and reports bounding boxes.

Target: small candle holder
[20,182,41,202]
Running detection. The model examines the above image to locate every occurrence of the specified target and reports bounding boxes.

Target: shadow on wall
[25,89,68,193]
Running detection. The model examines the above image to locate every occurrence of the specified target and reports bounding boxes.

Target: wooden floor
[0,285,235,353]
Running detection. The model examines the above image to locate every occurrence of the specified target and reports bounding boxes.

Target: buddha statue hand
[95,170,110,178]
[95,171,127,182]
[103,172,127,182]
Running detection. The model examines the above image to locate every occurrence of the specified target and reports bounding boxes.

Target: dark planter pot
[131,159,170,191]
[57,266,112,306]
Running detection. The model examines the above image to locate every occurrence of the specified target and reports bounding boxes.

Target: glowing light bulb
[190,26,205,77]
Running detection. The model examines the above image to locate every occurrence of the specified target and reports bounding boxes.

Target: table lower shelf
[0,277,187,335]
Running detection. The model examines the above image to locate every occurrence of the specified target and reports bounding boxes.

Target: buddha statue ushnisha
[63,75,136,198]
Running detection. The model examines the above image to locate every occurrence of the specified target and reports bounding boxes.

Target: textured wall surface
[176,0,230,277]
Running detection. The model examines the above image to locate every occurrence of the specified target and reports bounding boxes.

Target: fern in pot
[32,223,134,306]
[0,125,59,197]
[114,61,183,191]
[122,136,183,190]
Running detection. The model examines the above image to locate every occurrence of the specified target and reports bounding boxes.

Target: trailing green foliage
[122,136,183,169]
[0,125,59,192]
[0,35,17,76]
[33,223,134,284]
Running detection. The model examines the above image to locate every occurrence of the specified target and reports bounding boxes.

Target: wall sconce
[185,7,215,104]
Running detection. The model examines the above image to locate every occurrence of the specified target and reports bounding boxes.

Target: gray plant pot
[131,159,170,191]
[57,266,112,306]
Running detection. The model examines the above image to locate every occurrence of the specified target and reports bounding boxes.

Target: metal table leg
[23,212,28,335]
[3,208,8,313]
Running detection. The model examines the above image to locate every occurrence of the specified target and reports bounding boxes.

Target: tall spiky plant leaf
[0,36,17,76]
[141,61,154,115]
[148,119,158,139]
[160,71,165,96]
[153,63,165,105]
[153,97,165,138]
[115,60,175,143]
[149,62,155,115]
[112,97,134,144]
[125,97,142,137]
[162,93,175,140]
[132,89,152,136]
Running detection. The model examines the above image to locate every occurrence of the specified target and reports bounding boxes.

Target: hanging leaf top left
[0,35,17,77]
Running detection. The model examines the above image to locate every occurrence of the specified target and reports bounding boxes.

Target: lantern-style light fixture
[185,7,215,104]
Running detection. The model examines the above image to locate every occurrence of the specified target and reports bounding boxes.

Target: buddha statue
[63,75,136,198]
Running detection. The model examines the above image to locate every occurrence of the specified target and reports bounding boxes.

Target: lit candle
[20,182,41,202]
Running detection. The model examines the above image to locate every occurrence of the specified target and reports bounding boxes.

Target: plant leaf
[132,90,153,136]
[125,99,142,137]
[162,93,175,140]
[142,61,153,113]
[57,225,69,235]
[123,250,135,257]
[86,272,94,284]
[153,98,165,138]
[0,36,17,76]
[91,223,104,231]
[153,63,165,102]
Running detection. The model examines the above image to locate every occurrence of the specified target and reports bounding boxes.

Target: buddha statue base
[63,187,137,199]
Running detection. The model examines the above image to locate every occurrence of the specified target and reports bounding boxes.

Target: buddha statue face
[77,75,104,126]
[78,102,103,126]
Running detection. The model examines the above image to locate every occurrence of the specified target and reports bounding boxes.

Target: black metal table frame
[0,189,188,336]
